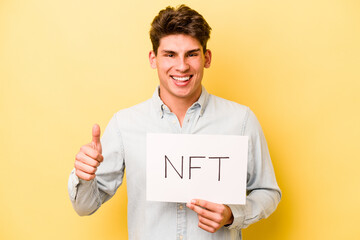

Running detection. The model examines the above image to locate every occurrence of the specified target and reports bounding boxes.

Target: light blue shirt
[68,87,281,240]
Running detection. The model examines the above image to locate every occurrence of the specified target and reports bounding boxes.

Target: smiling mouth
[171,75,193,82]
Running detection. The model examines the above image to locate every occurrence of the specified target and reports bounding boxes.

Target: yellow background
[1,0,359,239]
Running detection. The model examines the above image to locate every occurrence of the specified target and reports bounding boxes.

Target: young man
[68,5,281,240]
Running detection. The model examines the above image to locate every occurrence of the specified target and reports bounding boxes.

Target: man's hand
[186,199,234,233]
[74,124,103,181]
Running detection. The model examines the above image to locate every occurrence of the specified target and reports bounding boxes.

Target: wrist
[224,205,234,226]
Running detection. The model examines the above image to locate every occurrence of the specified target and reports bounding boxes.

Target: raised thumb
[91,124,102,152]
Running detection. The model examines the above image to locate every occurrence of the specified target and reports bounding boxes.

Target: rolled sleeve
[68,169,101,216]
[226,204,246,230]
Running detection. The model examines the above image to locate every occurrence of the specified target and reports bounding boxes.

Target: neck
[160,90,201,127]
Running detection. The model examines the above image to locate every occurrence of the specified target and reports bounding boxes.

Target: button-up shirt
[68,87,281,240]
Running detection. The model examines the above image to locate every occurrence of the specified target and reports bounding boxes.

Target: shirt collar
[152,86,209,118]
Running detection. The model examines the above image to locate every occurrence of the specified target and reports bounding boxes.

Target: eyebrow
[160,48,201,54]
[161,50,176,54]
[187,48,201,54]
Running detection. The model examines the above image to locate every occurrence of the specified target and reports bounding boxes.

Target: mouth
[171,75,193,86]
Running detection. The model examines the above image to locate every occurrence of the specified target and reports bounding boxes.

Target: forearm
[226,108,281,229]
[68,114,125,216]
[227,187,281,230]
[68,170,102,216]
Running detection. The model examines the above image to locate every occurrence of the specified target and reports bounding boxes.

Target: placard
[146,133,248,204]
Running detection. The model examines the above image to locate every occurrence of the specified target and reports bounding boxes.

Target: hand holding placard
[74,124,104,181]
[186,199,234,233]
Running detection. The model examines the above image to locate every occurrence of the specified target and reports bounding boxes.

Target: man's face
[149,34,211,104]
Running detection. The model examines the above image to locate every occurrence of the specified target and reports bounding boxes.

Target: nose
[175,57,190,72]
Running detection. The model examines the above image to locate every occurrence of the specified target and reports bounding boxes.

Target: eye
[166,54,174,57]
[188,53,198,57]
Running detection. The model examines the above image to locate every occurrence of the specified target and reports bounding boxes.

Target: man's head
[149,5,212,106]
[150,5,212,55]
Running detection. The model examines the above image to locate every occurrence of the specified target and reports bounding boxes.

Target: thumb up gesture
[74,124,104,181]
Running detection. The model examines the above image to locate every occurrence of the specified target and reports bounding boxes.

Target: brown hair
[150,5,212,55]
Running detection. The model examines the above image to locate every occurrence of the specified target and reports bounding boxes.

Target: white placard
[146,133,248,204]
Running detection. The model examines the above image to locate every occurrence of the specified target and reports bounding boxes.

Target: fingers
[74,125,103,181]
[186,203,219,233]
[91,124,102,153]
[75,149,98,181]
[191,199,220,212]
[75,169,95,181]
[74,159,98,175]
[198,214,221,233]
[75,149,102,181]
[186,199,234,233]
[79,144,103,163]
[187,200,221,223]
[76,151,101,167]
[198,221,219,233]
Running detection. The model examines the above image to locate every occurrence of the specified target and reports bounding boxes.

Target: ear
[149,50,157,69]
[204,49,212,68]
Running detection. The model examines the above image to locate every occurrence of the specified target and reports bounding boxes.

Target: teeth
[172,76,190,81]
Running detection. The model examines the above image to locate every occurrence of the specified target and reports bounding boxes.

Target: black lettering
[165,155,183,179]
[208,157,230,181]
[189,156,205,179]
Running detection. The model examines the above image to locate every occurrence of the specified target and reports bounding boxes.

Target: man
[68,5,281,240]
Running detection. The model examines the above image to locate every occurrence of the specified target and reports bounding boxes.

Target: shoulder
[114,98,153,119]
[108,97,157,132]
[206,94,264,134]
[206,94,251,117]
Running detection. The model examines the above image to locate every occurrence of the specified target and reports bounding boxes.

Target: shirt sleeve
[226,108,281,230]
[67,114,126,216]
